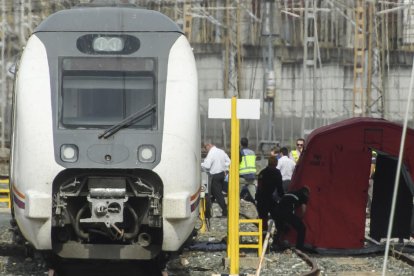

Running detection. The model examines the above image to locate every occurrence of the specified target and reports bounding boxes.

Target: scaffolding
[301,0,323,135]
[353,0,366,116]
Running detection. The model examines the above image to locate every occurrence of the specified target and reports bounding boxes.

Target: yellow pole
[199,197,206,233]
[228,96,240,275]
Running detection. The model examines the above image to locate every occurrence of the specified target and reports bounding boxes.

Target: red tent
[289,117,414,249]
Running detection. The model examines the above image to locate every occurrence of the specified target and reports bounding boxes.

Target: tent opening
[369,152,414,241]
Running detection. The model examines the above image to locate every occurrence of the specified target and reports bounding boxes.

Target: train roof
[33,7,183,33]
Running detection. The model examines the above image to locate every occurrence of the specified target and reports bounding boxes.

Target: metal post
[228,96,240,275]
[20,0,25,45]
[302,0,321,134]
[301,1,308,138]
[267,0,273,142]
[263,0,275,141]
[199,197,207,233]
[353,0,366,116]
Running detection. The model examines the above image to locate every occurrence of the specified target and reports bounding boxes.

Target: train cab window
[60,58,156,129]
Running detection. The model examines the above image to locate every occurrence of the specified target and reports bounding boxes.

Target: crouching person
[271,186,310,251]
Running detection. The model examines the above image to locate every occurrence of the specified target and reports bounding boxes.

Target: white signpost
[208,98,260,119]
[208,97,260,275]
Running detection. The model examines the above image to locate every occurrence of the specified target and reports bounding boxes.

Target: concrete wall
[196,51,414,151]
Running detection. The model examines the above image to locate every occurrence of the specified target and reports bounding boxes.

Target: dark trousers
[271,208,306,250]
[210,172,227,215]
[256,195,273,231]
[282,180,291,192]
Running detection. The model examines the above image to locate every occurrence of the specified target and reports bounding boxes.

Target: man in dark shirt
[256,156,284,231]
[271,186,310,251]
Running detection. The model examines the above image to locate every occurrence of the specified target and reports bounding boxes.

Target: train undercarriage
[51,169,163,260]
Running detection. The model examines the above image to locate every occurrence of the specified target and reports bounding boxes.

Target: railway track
[294,241,414,276]
[46,259,165,276]
[293,248,320,276]
[0,237,166,276]
[0,238,403,276]
[0,231,411,275]
[0,204,412,275]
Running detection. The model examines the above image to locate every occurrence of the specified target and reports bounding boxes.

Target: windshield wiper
[98,104,156,139]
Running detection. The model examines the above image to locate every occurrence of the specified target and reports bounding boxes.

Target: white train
[10,4,200,262]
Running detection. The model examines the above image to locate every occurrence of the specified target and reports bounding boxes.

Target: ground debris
[171,202,414,276]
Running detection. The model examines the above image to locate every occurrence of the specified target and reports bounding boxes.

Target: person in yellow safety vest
[289,138,305,163]
[239,137,257,202]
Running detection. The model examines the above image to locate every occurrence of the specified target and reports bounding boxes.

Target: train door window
[60,58,156,129]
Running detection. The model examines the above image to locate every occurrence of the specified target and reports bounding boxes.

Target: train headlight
[61,144,78,163]
[93,37,124,52]
[138,145,155,163]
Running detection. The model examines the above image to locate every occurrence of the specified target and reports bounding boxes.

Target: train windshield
[60,57,156,129]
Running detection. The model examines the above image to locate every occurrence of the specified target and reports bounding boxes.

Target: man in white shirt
[201,141,231,217]
[277,147,296,192]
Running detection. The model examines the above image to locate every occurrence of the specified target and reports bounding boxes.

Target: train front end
[10,6,200,260]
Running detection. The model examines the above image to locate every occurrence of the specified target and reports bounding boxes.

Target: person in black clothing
[271,186,310,251]
[256,156,284,231]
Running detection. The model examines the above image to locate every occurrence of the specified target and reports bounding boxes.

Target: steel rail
[390,248,414,267]
[293,248,320,276]
[366,236,414,268]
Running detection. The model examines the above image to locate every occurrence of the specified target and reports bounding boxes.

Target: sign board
[208,98,260,120]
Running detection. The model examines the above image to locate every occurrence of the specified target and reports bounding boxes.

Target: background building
[1,0,414,160]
